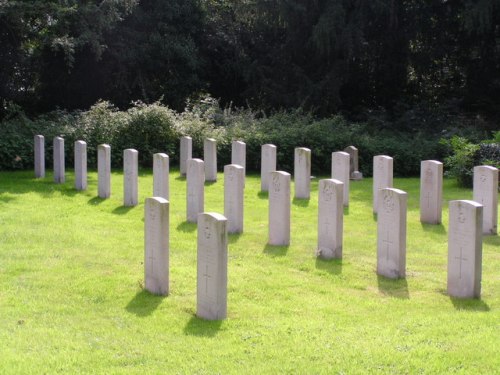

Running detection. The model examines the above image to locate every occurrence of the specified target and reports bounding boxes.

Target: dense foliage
[1,0,500,121]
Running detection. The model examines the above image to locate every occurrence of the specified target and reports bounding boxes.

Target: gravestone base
[351,171,363,180]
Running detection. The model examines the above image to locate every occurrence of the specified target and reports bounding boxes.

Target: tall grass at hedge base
[0,97,495,177]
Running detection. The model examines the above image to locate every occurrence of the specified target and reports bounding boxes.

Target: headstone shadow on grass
[263,244,289,257]
[177,221,197,233]
[449,296,490,312]
[315,258,342,275]
[292,197,309,207]
[420,222,446,234]
[377,275,409,299]
[257,191,268,200]
[183,315,223,337]
[125,290,165,317]
[228,233,242,244]
[88,196,105,205]
[112,205,135,215]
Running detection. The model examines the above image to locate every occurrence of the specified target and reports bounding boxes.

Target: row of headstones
[34,135,498,320]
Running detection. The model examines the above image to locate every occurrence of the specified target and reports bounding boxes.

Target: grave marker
[420,160,443,224]
[74,140,87,190]
[473,165,498,235]
[231,140,246,174]
[316,179,343,259]
[98,144,111,199]
[124,149,138,206]
[53,137,65,184]
[261,144,277,192]
[187,158,205,223]
[153,153,169,200]
[224,164,245,234]
[344,145,363,180]
[373,155,393,214]
[294,147,311,199]
[447,200,483,298]
[268,171,291,245]
[197,212,228,320]
[34,135,45,178]
[144,197,169,295]
[331,151,350,206]
[377,188,407,279]
[204,138,217,182]
[180,136,192,176]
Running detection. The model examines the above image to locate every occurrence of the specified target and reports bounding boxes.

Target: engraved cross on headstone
[455,247,467,279]
[203,264,212,294]
[424,192,432,208]
[382,232,393,262]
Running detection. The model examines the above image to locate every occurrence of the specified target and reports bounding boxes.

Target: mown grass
[0,169,499,374]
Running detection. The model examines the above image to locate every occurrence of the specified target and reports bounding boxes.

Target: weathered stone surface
[473,165,498,235]
[53,137,65,184]
[231,140,246,174]
[74,140,87,191]
[124,149,138,206]
[197,212,228,320]
[268,171,291,245]
[187,158,205,223]
[373,155,393,214]
[153,153,169,200]
[447,200,483,298]
[34,135,45,178]
[144,197,169,296]
[261,144,277,192]
[331,151,350,206]
[420,160,443,224]
[204,138,217,182]
[377,188,407,279]
[98,144,111,199]
[224,164,244,233]
[180,136,192,176]
[294,147,311,199]
[316,179,343,259]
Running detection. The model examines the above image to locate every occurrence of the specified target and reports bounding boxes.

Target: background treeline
[2,0,500,119]
[0,0,499,184]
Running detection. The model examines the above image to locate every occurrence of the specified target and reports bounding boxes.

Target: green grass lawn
[0,169,499,374]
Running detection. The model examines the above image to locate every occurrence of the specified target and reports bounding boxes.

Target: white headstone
[187,158,205,223]
[294,147,311,199]
[123,149,138,206]
[224,164,244,233]
[197,212,228,320]
[261,144,277,192]
[231,140,246,174]
[268,171,291,245]
[447,200,483,298]
[344,145,362,180]
[473,165,498,235]
[373,155,393,214]
[316,179,344,259]
[377,188,407,279]
[74,140,87,191]
[34,135,45,178]
[144,197,169,296]
[53,136,65,184]
[180,136,192,176]
[204,138,217,182]
[420,160,443,224]
[153,153,169,200]
[97,144,111,199]
[331,151,350,206]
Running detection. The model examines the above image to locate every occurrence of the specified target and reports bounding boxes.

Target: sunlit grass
[0,169,499,374]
